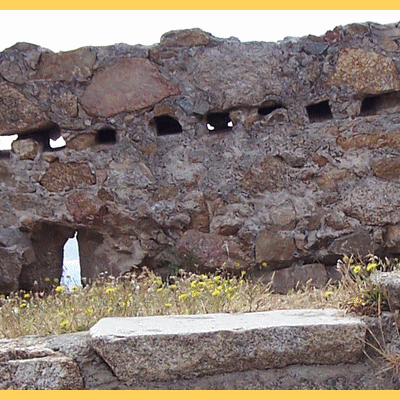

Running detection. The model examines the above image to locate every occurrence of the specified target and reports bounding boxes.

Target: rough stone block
[81,58,180,117]
[377,271,400,311]
[0,82,50,135]
[89,309,366,384]
[40,161,96,192]
[327,48,400,93]
[255,230,296,267]
[0,342,83,389]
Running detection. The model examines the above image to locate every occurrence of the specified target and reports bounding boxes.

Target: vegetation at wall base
[0,254,399,339]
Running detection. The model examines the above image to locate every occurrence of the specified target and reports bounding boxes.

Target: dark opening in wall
[206,112,233,132]
[18,222,75,291]
[258,102,284,116]
[96,127,117,144]
[360,91,400,116]
[306,100,333,123]
[25,123,64,152]
[153,115,183,136]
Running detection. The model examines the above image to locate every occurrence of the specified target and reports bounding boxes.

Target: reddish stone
[0,82,50,135]
[40,162,96,192]
[32,48,96,82]
[67,192,105,224]
[81,58,180,117]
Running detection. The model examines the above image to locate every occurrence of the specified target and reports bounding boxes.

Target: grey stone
[0,340,83,389]
[89,310,365,384]
[256,263,329,294]
[302,42,329,55]
[328,231,374,257]
[376,271,400,311]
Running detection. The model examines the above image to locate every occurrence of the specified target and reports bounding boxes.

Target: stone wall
[2,23,400,291]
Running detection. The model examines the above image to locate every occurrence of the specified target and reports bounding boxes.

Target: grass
[0,255,399,340]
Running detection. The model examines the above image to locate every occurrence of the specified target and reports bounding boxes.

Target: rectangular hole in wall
[306,100,333,123]
[153,116,182,136]
[96,127,117,143]
[206,112,233,132]
[360,91,400,116]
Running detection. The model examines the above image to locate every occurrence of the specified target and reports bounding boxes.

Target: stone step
[89,309,366,384]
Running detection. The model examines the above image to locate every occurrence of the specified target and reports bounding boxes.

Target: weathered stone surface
[176,229,248,270]
[5,24,400,292]
[0,82,50,135]
[376,271,400,310]
[328,231,374,257]
[32,47,96,82]
[0,341,83,389]
[240,157,287,193]
[81,58,180,117]
[160,28,210,47]
[327,48,400,93]
[384,225,400,253]
[66,132,96,151]
[372,158,400,180]
[342,180,400,226]
[337,132,400,150]
[89,310,365,383]
[256,230,296,268]
[258,264,329,294]
[0,247,22,294]
[11,138,39,160]
[67,192,105,224]
[40,161,96,192]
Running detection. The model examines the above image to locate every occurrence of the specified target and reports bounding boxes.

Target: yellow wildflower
[367,263,377,272]
[217,285,223,291]
[324,291,333,297]
[207,281,214,288]
[156,288,163,293]
[213,276,221,283]
[58,311,66,318]
[84,308,94,315]
[164,303,172,308]
[234,262,241,268]
[241,270,246,277]
[200,274,208,280]
[170,284,177,290]
[107,307,113,313]
[191,291,201,298]
[19,302,27,309]
[105,288,115,294]
[212,289,220,296]
[71,285,79,293]
[262,262,268,268]
[55,286,64,293]
[60,320,70,329]
[0,294,5,299]
[178,293,188,301]
[190,280,198,288]
[156,279,163,286]
[44,277,51,282]
[23,293,30,299]
[53,278,59,284]
[198,281,206,288]
[352,265,361,274]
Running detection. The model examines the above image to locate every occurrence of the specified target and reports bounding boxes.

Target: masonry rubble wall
[3,23,400,291]
[1,308,399,390]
